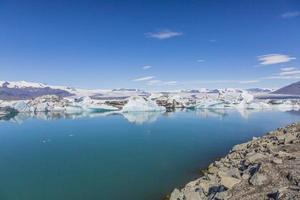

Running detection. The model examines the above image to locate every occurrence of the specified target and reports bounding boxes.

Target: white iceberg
[122,96,166,112]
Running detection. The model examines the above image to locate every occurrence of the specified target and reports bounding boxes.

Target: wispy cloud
[281,11,300,19]
[263,75,300,80]
[147,80,177,86]
[183,79,260,84]
[281,67,296,71]
[145,29,182,40]
[142,65,152,70]
[132,76,155,82]
[209,39,216,43]
[279,70,300,76]
[261,67,300,80]
[258,54,296,65]
[197,59,205,63]
[164,81,177,85]
[147,79,162,85]
[239,80,260,84]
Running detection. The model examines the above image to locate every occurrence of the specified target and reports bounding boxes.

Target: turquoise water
[0,110,300,200]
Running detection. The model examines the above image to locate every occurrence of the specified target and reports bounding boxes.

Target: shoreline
[168,122,300,200]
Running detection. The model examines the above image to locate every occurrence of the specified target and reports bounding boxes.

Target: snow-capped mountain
[0,81,73,100]
[0,81,47,88]
[0,81,149,100]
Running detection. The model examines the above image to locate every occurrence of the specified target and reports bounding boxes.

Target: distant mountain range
[1,80,299,100]
[246,88,274,93]
[272,81,300,95]
[0,81,73,100]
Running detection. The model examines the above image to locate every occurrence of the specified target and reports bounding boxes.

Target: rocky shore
[168,122,300,200]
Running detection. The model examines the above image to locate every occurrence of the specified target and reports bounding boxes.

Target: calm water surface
[0,109,300,200]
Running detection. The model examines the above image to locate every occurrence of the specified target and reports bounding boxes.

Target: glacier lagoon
[0,109,300,200]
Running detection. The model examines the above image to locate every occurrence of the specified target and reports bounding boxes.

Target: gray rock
[185,191,204,200]
[241,173,250,180]
[272,157,282,164]
[169,189,183,200]
[214,191,229,200]
[285,133,297,144]
[225,168,241,179]
[246,153,267,164]
[249,172,268,186]
[219,174,241,189]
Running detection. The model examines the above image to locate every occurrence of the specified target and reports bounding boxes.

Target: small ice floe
[41,138,51,143]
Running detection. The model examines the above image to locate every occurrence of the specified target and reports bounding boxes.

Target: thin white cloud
[239,80,260,84]
[197,59,205,63]
[147,80,177,86]
[183,79,260,84]
[279,70,300,76]
[142,65,152,70]
[261,67,300,80]
[145,29,182,40]
[209,39,216,42]
[147,80,162,85]
[258,54,296,65]
[281,11,300,19]
[280,67,296,71]
[263,75,300,80]
[164,81,177,85]
[132,76,155,82]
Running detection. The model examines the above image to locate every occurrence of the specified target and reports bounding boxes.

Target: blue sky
[0,0,299,90]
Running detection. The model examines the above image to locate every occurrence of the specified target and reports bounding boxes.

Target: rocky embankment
[169,122,300,200]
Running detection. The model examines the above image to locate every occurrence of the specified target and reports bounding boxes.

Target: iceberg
[122,96,166,112]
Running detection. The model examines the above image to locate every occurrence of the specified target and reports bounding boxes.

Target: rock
[272,158,282,164]
[198,180,211,195]
[232,142,248,152]
[248,163,261,175]
[208,165,219,174]
[287,171,300,186]
[214,191,229,200]
[246,153,267,164]
[276,151,296,159]
[226,168,241,179]
[276,135,285,144]
[242,173,250,180]
[207,174,218,183]
[185,191,203,200]
[220,175,241,189]
[267,190,280,200]
[169,189,183,200]
[285,133,297,144]
[208,185,226,196]
[249,172,268,186]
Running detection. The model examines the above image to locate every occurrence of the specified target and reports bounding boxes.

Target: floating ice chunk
[12,101,32,112]
[122,96,166,112]
[65,105,83,113]
[240,91,254,104]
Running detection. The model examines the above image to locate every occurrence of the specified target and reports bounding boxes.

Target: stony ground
[168,122,300,200]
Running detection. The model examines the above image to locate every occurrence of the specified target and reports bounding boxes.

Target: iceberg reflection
[121,111,162,125]
[1,107,300,124]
